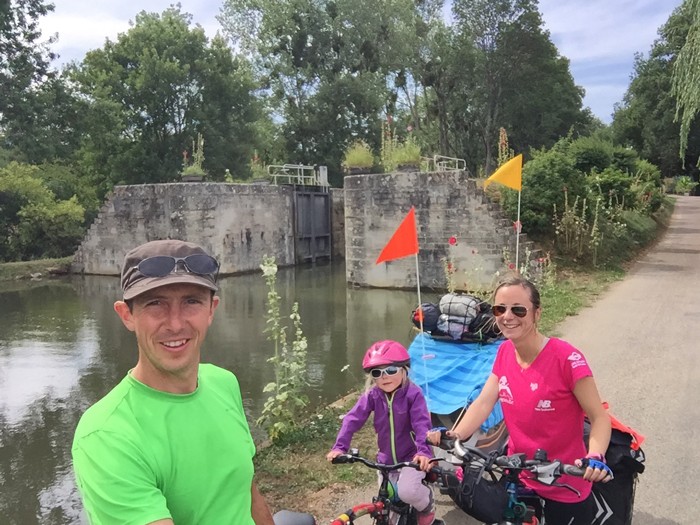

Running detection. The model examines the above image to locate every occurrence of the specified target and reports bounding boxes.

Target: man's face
[114,282,219,392]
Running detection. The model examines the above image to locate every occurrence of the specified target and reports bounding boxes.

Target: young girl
[326,340,436,525]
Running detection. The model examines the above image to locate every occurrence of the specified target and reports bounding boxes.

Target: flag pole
[414,252,431,409]
[515,189,522,271]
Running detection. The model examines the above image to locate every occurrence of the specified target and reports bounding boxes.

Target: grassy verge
[0,256,73,282]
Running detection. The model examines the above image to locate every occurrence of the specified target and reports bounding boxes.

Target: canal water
[0,261,422,524]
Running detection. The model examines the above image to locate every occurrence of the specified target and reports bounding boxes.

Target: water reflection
[0,261,419,524]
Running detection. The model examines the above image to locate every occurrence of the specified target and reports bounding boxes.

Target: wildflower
[448,236,457,246]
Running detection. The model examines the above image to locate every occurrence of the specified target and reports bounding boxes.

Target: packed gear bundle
[411,293,501,343]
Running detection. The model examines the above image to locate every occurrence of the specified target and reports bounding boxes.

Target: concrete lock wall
[344,170,525,291]
[71,176,525,290]
[72,183,296,276]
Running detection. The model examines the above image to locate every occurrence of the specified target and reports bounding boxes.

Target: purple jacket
[331,382,433,463]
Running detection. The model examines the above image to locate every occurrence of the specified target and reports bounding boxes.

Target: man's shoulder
[199,363,238,383]
[73,376,134,442]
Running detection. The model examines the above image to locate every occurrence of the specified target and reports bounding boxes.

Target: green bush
[587,167,635,208]
[634,159,662,185]
[391,136,421,167]
[621,210,658,246]
[569,136,613,174]
[0,162,86,261]
[610,147,638,173]
[675,175,698,195]
[342,141,374,169]
[501,147,587,237]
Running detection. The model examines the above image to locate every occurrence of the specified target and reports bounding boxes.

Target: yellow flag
[484,154,522,191]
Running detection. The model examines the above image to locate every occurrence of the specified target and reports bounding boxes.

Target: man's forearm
[251,482,275,525]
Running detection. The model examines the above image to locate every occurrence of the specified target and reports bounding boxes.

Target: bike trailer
[407,332,507,454]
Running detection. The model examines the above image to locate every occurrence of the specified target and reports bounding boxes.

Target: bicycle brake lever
[551,481,581,497]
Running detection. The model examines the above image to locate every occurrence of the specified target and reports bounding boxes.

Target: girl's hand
[412,454,432,471]
[326,449,344,462]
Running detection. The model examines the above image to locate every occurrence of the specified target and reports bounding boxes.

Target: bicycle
[329,449,446,525]
[434,437,586,525]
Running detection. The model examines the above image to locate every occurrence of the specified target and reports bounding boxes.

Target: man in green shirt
[72,239,275,525]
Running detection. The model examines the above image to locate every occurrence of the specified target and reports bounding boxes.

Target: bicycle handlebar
[331,453,416,470]
[329,450,442,525]
[331,450,423,472]
[441,437,586,487]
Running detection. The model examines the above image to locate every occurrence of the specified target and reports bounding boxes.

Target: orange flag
[484,154,522,191]
[375,207,419,264]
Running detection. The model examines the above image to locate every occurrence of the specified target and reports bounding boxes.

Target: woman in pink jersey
[429,276,612,524]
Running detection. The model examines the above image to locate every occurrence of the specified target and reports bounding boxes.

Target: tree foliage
[69,7,259,188]
[0,0,56,147]
[0,162,85,260]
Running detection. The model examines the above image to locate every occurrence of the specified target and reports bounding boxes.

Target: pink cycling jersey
[492,337,593,503]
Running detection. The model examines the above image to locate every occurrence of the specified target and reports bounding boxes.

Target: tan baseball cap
[120,239,219,300]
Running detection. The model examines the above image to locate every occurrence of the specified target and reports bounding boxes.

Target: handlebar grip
[439,437,456,450]
[331,455,352,464]
[562,464,586,477]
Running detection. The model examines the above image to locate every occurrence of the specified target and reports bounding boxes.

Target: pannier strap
[603,401,646,450]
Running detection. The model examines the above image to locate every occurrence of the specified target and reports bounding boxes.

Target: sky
[39,0,684,124]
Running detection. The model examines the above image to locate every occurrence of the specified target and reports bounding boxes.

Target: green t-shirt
[72,364,256,525]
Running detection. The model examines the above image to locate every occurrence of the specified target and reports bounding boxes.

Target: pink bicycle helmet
[362,340,411,371]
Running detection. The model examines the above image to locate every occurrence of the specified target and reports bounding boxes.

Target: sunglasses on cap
[492,304,529,318]
[370,366,402,379]
[134,254,220,278]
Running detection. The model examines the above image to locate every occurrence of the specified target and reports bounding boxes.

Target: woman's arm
[574,376,612,481]
[573,376,611,456]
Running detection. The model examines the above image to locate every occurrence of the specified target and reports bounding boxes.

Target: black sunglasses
[492,304,529,318]
[370,366,402,379]
[135,254,220,278]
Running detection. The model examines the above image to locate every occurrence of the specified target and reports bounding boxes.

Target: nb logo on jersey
[535,399,554,411]
[568,351,588,369]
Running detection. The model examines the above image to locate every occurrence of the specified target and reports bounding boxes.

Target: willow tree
[672,0,700,165]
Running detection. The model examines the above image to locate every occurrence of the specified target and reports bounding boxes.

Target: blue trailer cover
[408,332,504,432]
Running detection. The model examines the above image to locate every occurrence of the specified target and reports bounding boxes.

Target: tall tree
[450,0,589,174]
[219,0,429,182]
[70,7,259,188]
[0,0,57,158]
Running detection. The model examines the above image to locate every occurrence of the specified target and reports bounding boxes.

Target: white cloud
[39,0,684,123]
[41,1,222,64]
[538,0,683,122]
